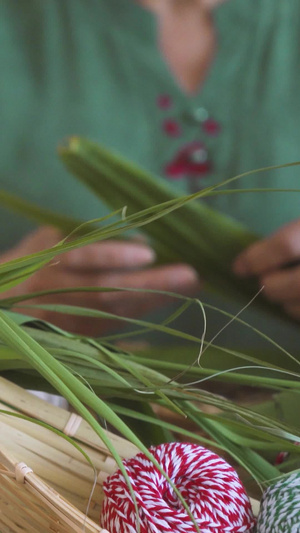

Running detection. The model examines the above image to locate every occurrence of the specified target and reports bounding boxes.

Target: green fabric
[1,0,300,352]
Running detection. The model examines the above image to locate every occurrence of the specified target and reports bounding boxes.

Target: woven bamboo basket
[0,377,139,533]
[0,377,260,533]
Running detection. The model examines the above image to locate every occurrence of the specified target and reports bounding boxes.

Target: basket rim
[0,377,138,533]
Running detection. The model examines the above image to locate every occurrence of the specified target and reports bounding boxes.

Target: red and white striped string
[101,442,255,533]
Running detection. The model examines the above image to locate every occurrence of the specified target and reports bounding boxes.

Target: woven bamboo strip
[0,402,115,472]
[0,422,96,495]
[0,377,137,458]
[0,448,106,533]
[0,474,54,532]
[0,378,137,532]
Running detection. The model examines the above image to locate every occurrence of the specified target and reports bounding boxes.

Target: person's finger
[283,302,300,321]
[96,264,201,317]
[0,226,62,263]
[16,262,200,313]
[6,228,156,272]
[13,264,201,336]
[233,219,300,277]
[261,266,300,303]
[13,299,109,338]
[60,240,156,271]
[98,263,201,296]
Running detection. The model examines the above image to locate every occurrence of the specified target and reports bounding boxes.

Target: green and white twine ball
[256,472,300,532]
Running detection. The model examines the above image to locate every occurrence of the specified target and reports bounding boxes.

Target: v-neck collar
[125,0,256,104]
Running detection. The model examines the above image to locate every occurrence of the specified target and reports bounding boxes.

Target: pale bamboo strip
[0,406,115,473]
[48,481,103,518]
[24,477,103,533]
[0,421,107,515]
[0,512,27,533]
[250,498,260,518]
[0,422,95,497]
[0,491,48,533]
[0,453,104,533]
[0,424,109,532]
[0,377,137,458]
[0,417,105,515]
[0,474,58,532]
[0,471,65,533]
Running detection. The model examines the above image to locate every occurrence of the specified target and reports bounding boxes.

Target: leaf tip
[58,136,81,157]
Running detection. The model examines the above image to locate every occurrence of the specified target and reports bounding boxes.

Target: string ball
[256,471,300,533]
[101,442,255,533]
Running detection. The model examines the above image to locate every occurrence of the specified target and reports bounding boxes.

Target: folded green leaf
[59,137,297,322]
[0,189,81,233]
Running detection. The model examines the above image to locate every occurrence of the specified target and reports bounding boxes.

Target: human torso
[1,0,300,350]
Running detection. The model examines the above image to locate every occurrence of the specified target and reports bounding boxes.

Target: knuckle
[96,288,120,311]
[260,272,283,302]
[238,247,258,273]
[284,303,300,321]
[261,276,276,300]
[278,233,298,261]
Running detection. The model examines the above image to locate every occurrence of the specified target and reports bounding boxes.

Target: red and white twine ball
[101,442,255,533]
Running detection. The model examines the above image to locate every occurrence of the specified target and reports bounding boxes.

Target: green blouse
[1,0,300,352]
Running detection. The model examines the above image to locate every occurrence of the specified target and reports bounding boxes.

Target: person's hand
[0,227,201,336]
[233,219,300,320]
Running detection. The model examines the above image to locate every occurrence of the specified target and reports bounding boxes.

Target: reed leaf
[59,137,300,321]
[1,293,299,396]
[0,190,81,233]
